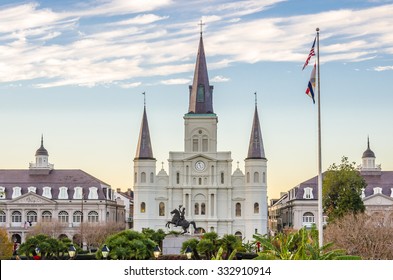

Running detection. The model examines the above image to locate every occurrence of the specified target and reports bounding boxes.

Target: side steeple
[188,31,214,114]
[135,97,155,160]
[246,95,266,160]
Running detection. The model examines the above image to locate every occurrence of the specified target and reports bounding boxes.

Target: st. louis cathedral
[132,32,267,241]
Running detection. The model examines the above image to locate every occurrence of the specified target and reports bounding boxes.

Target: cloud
[120,82,142,88]
[160,78,191,85]
[211,75,230,82]
[110,14,169,26]
[374,66,393,71]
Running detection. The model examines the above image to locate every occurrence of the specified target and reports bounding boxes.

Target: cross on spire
[198,19,205,36]
[142,92,146,107]
[254,92,257,107]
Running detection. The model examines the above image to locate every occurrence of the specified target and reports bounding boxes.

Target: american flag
[305,63,316,103]
[302,37,316,70]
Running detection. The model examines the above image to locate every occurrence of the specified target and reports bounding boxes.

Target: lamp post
[185,246,193,260]
[153,245,161,259]
[101,244,110,260]
[68,244,76,260]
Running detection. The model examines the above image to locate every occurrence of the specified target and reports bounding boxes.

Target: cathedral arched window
[254,172,259,183]
[254,203,259,214]
[211,166,214,184]
[198,178,202,185]
[235,231,242,240]
[194,203,199,215]
[141,172,146,183]
[235,203,241,217]
[150,172,154,183]
[202,136,208,152]
[58,211,69,223]
[140,202,146,213]
[88,211,99,222]
[193,138,199,152]
[134,172,137,183]
[246,172,250,183]
[159,202,165,216]
[263,172,266,183]
[176,172,180,184]
[42,211,52,222]
[26,211,37,223]
[220,172,224,184]
[201,203,206,215]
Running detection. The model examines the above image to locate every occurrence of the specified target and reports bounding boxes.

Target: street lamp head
[153,245,161,259]
[68,244,76,259]
[101,244,110,259]
[35,246,40,255]
[185,246,193,260]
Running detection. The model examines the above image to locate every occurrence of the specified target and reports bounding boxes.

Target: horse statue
[165,207,197,234]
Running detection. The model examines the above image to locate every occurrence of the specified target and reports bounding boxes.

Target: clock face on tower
[195,160,206,171]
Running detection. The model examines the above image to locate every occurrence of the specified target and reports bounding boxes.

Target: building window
[42,187,52,199]
[246,172,250,183]
[159,202,165,216]
[193,138,198,152]
[59,187,68,199]
[134,172,137,183]
[197,84,205,102]
[254,203,259,214]
[150,172,154,183]
[58,211,69,223]
[235,231,242,240]
[73,211,83,223]
[42,211,52,222]
[73,187,83,199]
[12,187,22,199]
[235,203,241,217]
[0,187,5,199]
[201,203,206,215]
[302,212,315,224]
[303,187,314,199]
[202,137,208,152]
[373,187,382,195]
[140,202,146,213]
[141,172,146,183]
[221,172,224,184]
[198,178,202,185]
[254,172,259,183]
[195,203,199,215]
[28,186,36,193]
[176,172,180,184]
[263,172,266,183]
[88,187,98,199]
[12,211,22,223]
[88,211,99,223]
[26,211,37,223]
[0,211,6,223]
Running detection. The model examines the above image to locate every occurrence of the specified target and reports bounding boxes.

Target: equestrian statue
[165,205,197,234]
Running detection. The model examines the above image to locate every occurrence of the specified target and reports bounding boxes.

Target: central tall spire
[188,32,214,114]
[135,100,155,160]
[246,101,266,160]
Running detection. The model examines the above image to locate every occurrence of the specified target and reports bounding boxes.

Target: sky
[0,0,393,201]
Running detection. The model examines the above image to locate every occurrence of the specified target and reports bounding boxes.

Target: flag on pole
[302,37,316,70]
[305,63,316,103]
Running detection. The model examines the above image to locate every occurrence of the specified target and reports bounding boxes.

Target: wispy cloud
[160,78,191,85]
[211,75,230,82]
[374,65,393,71]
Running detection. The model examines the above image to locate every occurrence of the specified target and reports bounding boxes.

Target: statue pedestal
[163,235,197,255]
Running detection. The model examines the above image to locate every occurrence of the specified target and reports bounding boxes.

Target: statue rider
[176,205,185,226]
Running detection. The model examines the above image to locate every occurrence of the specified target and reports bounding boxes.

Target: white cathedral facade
[132,33,267,241]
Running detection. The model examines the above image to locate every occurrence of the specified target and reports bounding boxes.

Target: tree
[323,156,366,222]
[82,221,125,253]
[26,221,66,239]
[0,227,13,259]
[18,234,71,259]
[325,213,393,260]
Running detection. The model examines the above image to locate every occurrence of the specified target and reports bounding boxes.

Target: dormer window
[59,187,68,199]
[43,187,52,199]
[0,187,5,199]
[12,187,22,199]
[28,186,36,193]
[303,187,314,199]
[391,188,393,198]
[73,187,83,199]
[373,187,382,195]
[88,187,98,199]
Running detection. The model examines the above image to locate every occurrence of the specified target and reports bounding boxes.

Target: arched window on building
[192,137,199,152]
[159,202,165,216]
[88,211,99,222]
[141,172,146,183]
[202,136,208,152]
[194,203,199,215]
[235,231,243,240]
[246,172,250,183]
[150,172,154,183]
[0,211,6,223]
[254,172,259,183]
[235,203,241,217]
[201,203,206,215]
[176,172,180,184]
[12,211,22,223]
[42,211,52,222]
[263,172,266,183]
[134,172,137,183]
[254,203,259,214]
[73,211,83,223]
[58,211,69,223]
[302,212,315,225]
[26,211,37,223]
[221,172,224,184]
[140,202,146,213]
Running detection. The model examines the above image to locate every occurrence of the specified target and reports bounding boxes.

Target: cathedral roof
[188,34,214,114]
[362,137,375,158]
[246,105,266,160]
[135,106,155,160]
[35,135,48,156]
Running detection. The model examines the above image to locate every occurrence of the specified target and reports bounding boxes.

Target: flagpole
[316,27,323,248]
